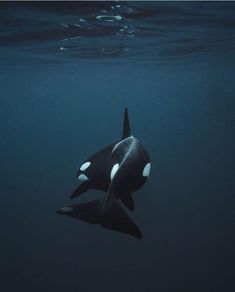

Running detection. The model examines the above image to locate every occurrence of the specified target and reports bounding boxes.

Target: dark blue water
[0,2,235,291]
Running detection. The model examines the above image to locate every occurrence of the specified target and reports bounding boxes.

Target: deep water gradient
[0,2,235,292]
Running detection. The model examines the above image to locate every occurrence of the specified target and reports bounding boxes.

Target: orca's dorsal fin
[122,107,131,139]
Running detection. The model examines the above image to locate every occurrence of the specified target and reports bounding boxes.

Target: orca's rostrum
[57,108,151,239]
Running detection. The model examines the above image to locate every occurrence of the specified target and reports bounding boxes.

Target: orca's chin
[56,206,73,214]
[56,200,142,239]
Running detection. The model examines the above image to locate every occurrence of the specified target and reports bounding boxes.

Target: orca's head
[76,161,91,182]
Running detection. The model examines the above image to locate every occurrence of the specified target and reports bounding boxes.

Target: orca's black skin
[57,108,150,239]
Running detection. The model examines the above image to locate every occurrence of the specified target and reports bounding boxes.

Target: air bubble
[96,15,122,22]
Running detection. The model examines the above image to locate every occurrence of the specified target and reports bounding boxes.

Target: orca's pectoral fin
[122,107,131,139]
[120,194,135,211]
[102,200,142,239]
[57,199,142,239]
[70,181,91,199]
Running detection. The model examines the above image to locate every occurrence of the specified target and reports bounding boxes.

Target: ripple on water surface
[0,1,234,64]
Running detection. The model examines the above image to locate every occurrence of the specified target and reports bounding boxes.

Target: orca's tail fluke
[57,199,142,239]
[101,199,142,238]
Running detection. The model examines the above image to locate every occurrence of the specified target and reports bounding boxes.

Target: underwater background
[0,1,235,291]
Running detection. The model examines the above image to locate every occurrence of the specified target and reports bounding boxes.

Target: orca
[57,108,150,239]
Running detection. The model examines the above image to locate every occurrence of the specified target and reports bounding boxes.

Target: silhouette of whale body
[57,108,150,239]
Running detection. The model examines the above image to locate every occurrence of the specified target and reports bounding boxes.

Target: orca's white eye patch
[80,162,91,171]
[110,163,119,180]
[78,174,89,181]
[142,163,151,177]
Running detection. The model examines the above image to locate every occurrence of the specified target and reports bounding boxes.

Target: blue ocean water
[0,1,235,291]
